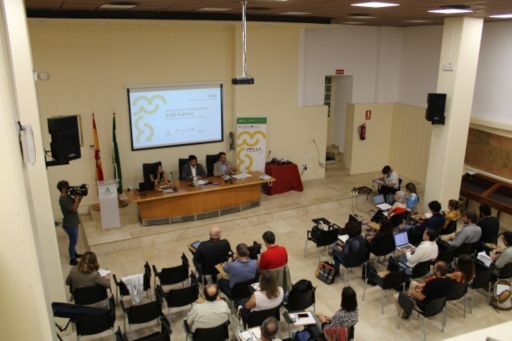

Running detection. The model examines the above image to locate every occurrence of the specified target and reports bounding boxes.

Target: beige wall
[346,103,393,175]
[389,103,432,185]
[29,20,326,217]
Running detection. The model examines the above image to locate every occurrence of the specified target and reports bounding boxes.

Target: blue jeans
[63,225,78,260]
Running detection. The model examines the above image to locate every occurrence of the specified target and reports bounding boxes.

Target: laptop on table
[373,194,392,211]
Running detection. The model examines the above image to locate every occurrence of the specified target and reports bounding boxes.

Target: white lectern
[97,180,120,229]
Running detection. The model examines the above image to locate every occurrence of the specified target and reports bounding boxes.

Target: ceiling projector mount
[232,0,254,85]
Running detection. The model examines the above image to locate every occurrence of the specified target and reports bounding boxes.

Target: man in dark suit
[479,204,500,245]
[181,154,207,180]
[194,226,232,283]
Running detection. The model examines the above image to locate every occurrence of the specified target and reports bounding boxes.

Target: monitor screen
[394,232,409,247]
[127,84,223,150]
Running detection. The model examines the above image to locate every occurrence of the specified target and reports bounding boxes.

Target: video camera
[68,184,88,197]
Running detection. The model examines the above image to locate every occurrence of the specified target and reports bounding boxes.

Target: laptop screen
[394,232,409,247]
[373,194,385,205]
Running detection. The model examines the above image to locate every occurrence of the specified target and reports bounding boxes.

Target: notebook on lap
[373,194,392,211]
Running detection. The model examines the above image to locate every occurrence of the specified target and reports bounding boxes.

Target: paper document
[98,268,111,277]
[238,327,261,341]
[496,284,510,296]
[477,251,493,267]
[291,311,316,325]
[251,283,261,291]
[338,234,349,243]
[377,203,392,211]
[259,174,271,180]
[232,173,252,180]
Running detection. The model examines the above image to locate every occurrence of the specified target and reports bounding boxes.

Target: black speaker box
[47,116,81,162]
[426,93,446,125]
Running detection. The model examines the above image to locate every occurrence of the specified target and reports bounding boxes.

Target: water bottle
[192,176,198,187]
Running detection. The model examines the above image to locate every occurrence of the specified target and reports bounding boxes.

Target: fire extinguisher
[358,123,366,140]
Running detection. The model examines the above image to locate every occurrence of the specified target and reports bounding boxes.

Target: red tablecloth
[264,163,304,195]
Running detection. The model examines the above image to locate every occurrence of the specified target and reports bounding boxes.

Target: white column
[424,17,483,208]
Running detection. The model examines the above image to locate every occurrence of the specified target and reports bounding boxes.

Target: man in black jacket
[194,226,232,282]
[479,204,499,245]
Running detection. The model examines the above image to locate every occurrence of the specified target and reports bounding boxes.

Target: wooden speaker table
[127,171,271,226]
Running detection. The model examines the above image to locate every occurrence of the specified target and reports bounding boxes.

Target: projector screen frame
[126,82,224,151]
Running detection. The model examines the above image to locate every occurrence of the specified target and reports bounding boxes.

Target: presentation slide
[127,84,223,150]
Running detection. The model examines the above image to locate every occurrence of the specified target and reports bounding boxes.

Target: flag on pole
[92,114,105,181]
[112,112,123,194]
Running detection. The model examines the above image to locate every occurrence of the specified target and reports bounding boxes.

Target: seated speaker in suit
[213,152,236,176]
[181,155,207,180]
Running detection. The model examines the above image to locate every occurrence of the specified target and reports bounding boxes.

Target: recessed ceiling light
[428,5,473,14]
[98,2,137,10]
[281,12,312,15]
[349,13,377,19]
[489,13,512,19]
[351,2,400,8]
[405,19,432,23]
[197,8,231,12]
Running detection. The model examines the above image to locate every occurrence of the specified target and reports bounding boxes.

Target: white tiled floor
[55,164,512,340]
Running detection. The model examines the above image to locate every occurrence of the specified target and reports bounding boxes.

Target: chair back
[422,297,446,317]
[126,299,163,325]
[143,162,162,185]
[454,242,478,257]
[119,316,171,341]
[73,285,108,306]
[285,287,316,311]
[390,212,407,228]
[345,248,369,268]
[154,255,189,286]
[159,273,198,308]
[447,281,467,301]
[231,278,258,301]
[397,292,414,315]
[247,306,280,328]
[115,261,152,299]
[370,233,395,256]
[443,220,457,235]
[75,297,115,336]
[248,241,262,260]
[436,246,455,264]
[308,226,338,247]
[411,261,431,279]
[113,273,130,298]
[178,158,188,181]
[193,321,229,341]
[206,154,218,177]
[497,262,512,279]
[471,268,492,289]
[382,270,405,290]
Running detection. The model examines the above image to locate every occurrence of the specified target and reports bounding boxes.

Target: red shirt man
[259,231,288,270]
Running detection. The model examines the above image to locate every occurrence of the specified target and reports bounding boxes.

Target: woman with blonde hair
[66,251,110,292]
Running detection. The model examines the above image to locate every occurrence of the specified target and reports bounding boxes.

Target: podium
[97,180,120,229]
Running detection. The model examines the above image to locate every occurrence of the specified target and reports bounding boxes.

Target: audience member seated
[447,211,482,249]
[440,199,460,237]
[391,229,438,272]
[447,254,475,284]
[479,204,500,245]
[150,164,169,188]
[408,200,445,245]
[218,243,257,298]
[66,251,110,293]
[213,151,236,176]
[367,218,395,255]
[377,165,400,197]
[181,154,207,181]
[318,286,358,330]
[184,284,230,333]
[332,221,368,276]
[193,226,232,282]
[259,231,288,271]
[491,231,512,277]
[260,317,281,341]
[240,271,284,323]
[398,261,451,318]
[405,183,419,212]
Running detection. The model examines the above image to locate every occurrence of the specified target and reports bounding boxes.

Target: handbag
[315,261,336,284]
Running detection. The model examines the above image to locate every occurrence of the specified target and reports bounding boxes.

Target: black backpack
[290,279,313,294]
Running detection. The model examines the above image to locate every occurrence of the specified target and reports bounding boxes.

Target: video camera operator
[57,180,84,265]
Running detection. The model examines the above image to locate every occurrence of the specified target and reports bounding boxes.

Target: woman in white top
[244,271,284,312]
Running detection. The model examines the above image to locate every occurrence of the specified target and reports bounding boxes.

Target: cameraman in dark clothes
[57,180,84,265]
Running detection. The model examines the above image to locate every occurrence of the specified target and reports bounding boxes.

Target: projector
[232,76,255,85]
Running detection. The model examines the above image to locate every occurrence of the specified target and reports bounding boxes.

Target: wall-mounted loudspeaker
[47,115,81,163]
[425,93,446,125]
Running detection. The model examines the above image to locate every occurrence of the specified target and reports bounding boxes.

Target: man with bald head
[194,225,232,282]
[185,284,230,332]
[260,317,281,341]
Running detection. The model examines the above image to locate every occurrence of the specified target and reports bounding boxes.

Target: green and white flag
[112,112,123,194]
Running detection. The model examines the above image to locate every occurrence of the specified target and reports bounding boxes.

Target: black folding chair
[73,285,109,307]
[469,268,492,313]
[205,154,218,177]
[444,281,468,321]
[75,297,116,341]
[496,262,512,279]
[246,306,281,328]
[363,268,405,314]
[113,261,152,303]
[304,224,339,260]
[156,272,199,313]
[411,261,431,280]
[153,253,190,288]
[121,290,164,331]
[116,315,172,341]
[193,321,229,341]
[230,277,258,302]
[397,294,446,341]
